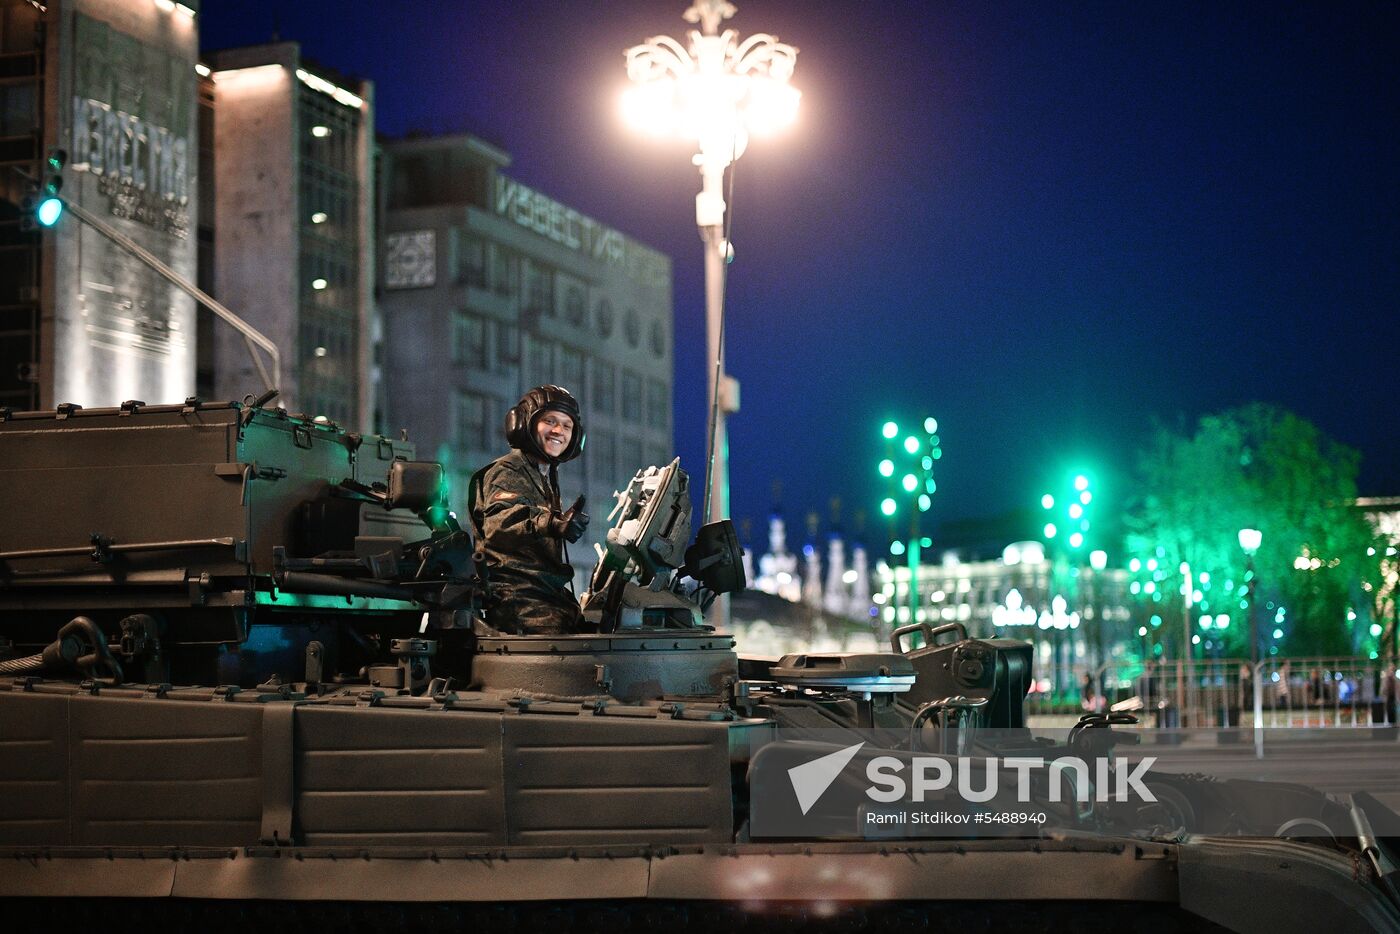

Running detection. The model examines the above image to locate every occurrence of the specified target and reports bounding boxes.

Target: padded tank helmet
[504,385,586,463]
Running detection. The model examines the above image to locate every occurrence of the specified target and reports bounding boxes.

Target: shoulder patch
[491,491,522,504]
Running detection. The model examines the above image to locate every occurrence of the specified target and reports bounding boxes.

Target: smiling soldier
[469,386,590,634]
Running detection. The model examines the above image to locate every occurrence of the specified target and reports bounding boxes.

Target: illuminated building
[378,133,673,580]
[871,541,1135,689]
[199,43,375,426]
[0,0,200,412]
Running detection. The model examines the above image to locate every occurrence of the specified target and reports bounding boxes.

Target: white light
[313,346,327,358]
[1191,634,1201,645]
[841,569,857,585]
[296,68,364,110]
[1089,549,1108,571]
[311,212,328,224]
[311,125,331,138]
[195,63,211,77]
[212,63,287,86]
[311,278,328,290]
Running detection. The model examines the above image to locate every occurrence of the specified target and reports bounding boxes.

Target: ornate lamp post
[1238,528,1263,663]
[623,2,800,629]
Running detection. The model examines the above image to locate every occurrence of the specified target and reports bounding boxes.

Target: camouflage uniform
[472,449,582,635]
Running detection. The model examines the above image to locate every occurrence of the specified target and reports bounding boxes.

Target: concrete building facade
[0,0,199,413]
[378,133,673,581]
[202,42,375,427]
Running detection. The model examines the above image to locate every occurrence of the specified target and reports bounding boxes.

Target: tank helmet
[504,385,586,463]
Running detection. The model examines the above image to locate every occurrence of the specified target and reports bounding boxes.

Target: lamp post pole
[624,1,800,630]
[1238,528,1262,664]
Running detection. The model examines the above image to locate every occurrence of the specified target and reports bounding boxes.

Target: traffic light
[21,149,65,230]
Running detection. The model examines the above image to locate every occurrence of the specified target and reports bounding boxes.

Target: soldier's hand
[551,497,589,543]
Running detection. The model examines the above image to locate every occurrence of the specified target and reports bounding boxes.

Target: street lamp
[622,1,799,530]
[876,416,940,629]
[1239,528,1262,664]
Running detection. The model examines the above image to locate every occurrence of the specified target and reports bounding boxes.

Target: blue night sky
[203,1,1400,548]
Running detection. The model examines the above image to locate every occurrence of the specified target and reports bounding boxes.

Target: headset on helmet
[504,385,586,463]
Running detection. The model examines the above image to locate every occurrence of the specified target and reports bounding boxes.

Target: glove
[550,496,589,544]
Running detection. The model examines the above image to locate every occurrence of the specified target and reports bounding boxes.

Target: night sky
[202,1,1400,549]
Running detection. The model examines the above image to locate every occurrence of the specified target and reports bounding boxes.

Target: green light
[1370,623,1383,638]
[1272,628,1283,640]
[923,417,938,434]
[920,536,932,548]
[878,459,894,477]
[890,540,906,556]
[1043,523,1057,539]
[1138,626,1147,637]
[880,498,896,517]
[917,493,931,512]
[1068,503,1083,519]
[1199,618,1212,630]
[882,421,898,439]
[36,197,62,227]
[903,436,919,454]
[1129,557,1141,572]
[921,456,933,470]
[1150,614,1162,627]
[924,478,936,493]
[1074,474,1089,491]
[1069,532,1083,548]
[1079,490,1091,505]
[902,474,917,492]
[1041,494,1054,509]
[931,448,942,460]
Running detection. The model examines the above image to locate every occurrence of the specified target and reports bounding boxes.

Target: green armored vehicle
[1,398,1397,931]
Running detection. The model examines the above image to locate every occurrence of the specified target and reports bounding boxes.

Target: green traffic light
[882,421,898,439]
[36,197,62,227]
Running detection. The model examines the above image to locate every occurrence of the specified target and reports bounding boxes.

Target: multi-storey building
[0,0,200,412]
[378,133,673,583]
[200,42,375,427]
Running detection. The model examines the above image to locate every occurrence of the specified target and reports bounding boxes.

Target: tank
[2,399,1398,931]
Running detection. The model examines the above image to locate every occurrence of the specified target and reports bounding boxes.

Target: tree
[1124,404,1380,658]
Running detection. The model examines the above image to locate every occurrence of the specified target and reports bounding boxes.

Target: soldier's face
[535,411,574,459]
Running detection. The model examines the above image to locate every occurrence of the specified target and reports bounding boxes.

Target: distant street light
[1239,528,1262,664]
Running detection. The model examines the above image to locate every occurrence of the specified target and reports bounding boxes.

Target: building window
[619,435,644,477]
[559,346,585,401]
[592,361,615,415]
[497,321,520,366]
[595,298,614,338]
[525,335,552,389]
[525,262,554,316]
[590,429,616,486]
[624,307,641,347]
[456,233,486,287]
[564,282,586,326]
[621,370,643,422]
[451,312,487,369]
[453,391,488,452]
[491,245,516,296]
[645,378,668,430]
[649,319,667,356]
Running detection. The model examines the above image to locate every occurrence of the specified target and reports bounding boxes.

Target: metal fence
[1027,656,1400,730]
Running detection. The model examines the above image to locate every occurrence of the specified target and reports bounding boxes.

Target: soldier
[470,386,590,635]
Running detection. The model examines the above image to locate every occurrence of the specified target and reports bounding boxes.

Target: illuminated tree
[1125,404,1381,658]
